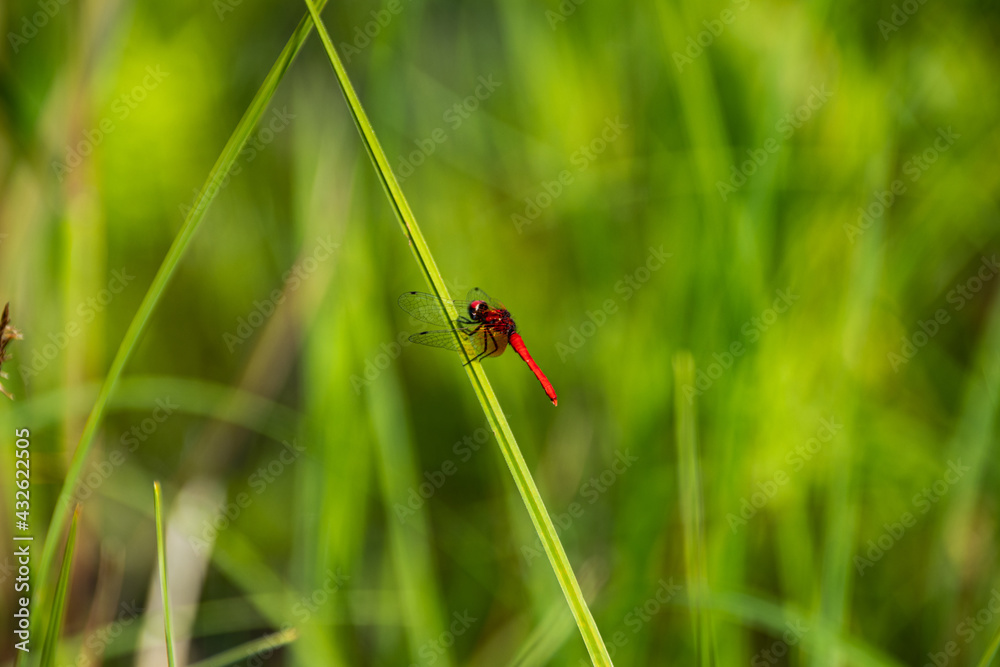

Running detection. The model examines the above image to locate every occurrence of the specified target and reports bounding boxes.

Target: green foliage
[2,0,999,664]
[299,2,611,661]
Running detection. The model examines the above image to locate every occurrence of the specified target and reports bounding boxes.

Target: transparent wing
[408,328,483,355]
[467,287,500,308]
[398,292,470,327]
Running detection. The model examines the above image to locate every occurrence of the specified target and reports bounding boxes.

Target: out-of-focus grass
[2,0,1000,665]
[152,481,177,666]
[38,505,78,667]
[673,352,715,666]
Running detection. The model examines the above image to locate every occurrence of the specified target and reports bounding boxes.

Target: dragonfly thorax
[467,300,517,335]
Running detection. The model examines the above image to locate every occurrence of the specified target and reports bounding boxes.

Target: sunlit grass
[2,0,999,665]
[302,0,612,661]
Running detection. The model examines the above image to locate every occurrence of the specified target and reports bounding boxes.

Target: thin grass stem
[188,628,299,667]
[153,481,177,667]
[28,5,330,662]
[38,505,80,667]
[301,1,612,662]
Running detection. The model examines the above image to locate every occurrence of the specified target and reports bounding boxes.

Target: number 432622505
[15,428,29,529]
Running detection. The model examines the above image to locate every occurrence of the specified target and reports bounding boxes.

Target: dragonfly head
[468,300,489,320]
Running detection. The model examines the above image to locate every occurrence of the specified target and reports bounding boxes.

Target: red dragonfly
[398,288,558,406]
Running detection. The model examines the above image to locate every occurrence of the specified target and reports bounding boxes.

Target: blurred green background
[2,0,1000,664]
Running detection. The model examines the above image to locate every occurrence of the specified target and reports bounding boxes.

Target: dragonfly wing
[409,329,482,355]
[467,287,500,309]
[398,292,469,327]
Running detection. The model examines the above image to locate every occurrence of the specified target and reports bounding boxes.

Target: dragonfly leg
[462,324,489,366]
[477,331,499,362]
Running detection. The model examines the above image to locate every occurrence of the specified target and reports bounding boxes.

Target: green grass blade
[30,3,329,659]
[673,352,715,666]
[505,594,578,667]
[153,481,177,667]
[977,627,1000,667]
[300,2,613,663]
[38,504,79,667]
[188,628,299,667]
[702,591,906,667]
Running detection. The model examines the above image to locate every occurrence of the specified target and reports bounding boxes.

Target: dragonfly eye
[468,300,487,319]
